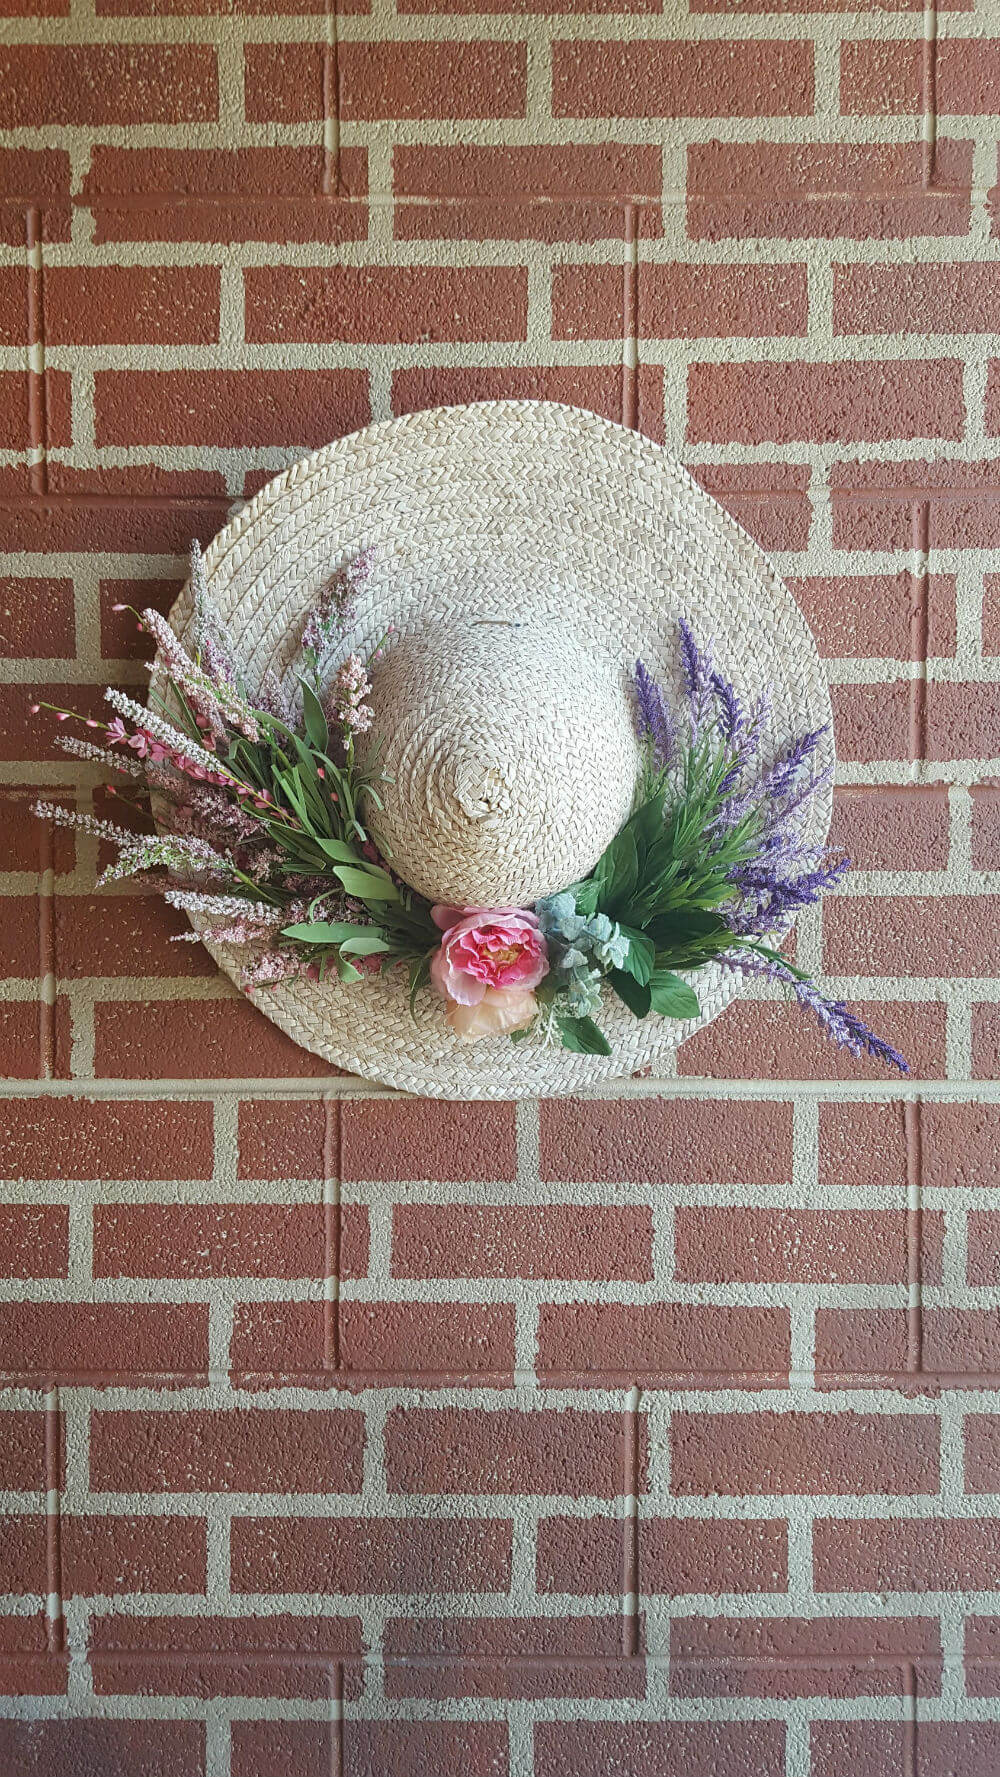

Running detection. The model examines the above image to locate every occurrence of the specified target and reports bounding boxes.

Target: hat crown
[363,618,639,909]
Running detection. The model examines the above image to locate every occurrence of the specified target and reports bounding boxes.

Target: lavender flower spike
[633,659,675,767]
[710,670,743,745]
[722,950,908,1075]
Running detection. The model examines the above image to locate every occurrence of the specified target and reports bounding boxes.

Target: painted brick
[384,1613,645,1700]
[971,784,1000,865]
[975,1003,1000,1077]
[687,140,972,241]
[231,1300,514,1385]
[89,1612,363,1699]
[95,369,369,449]
[0,1513,206,1597]
[552,39,813,118]
[824,894,1000,977]
[386,1407,637,1498]
[0,150,71,245]
[842,38,1000,116]
[231,1514,512,1594]
[0,267,26,346]
[923,1101,1000,1188]
[394,144,660,242]
[232,1720,508,1777]
[787,572,956,659]
[90,1408,364,1495]
[0,45,217,125]
[339,42,527,121]
[969,1213,1000,1286]
[811,1721,1000,1777]
[829,682,913,762]
[0,493,228,561]
[341,1099,517,1181]
[236,1100,330,1179]
[688,359,964,445]
[0,1205,67,1278]
[0,1412,55,1491]
[835,262,1000,337]
[829,787,951,870]
[819,1100,909,1189]
[41,266,220,346]
[675,1208,938,1286]
[0,999,71,1082]
[536,1514,787,1596]
[817,1307,1000,1387]
[0,1305,208,1387]
[815,1517,1000,1592]
[0,370,70,451]
[670,1410,939,1495]
[540,1097,792,1183]
[53,894,214,980]
[0,576,74,657]
[392,1204,653,1281]
[83,146,367,245]
[928,683,1000,761]
[92,1203,367,1281]
[538,1303,789,1387]
[670,1614,941,1697]
[678,997,944,1081]
[0,1721,204,1777]
[966,1617,1000,1696]
[690,462,812,552]
[535,1722,787,1777]
[245,265,527,346]
[831,457,1000,552]
[93,997,334,1078]
[393,364,628,427]
[0,1098,214,1181]
[0,1614,66,1695]
[552,261,806,341]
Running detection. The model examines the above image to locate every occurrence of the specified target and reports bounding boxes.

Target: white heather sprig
[56,734,146,777]
[164,890,284,924]
[32,802,140,848]
[98,830,234,886]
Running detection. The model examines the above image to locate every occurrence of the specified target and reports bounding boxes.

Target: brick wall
[1,0,1000,1771]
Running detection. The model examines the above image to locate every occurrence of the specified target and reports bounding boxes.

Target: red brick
[975,1003,1000,1077]
[0,895,40,980]
[0,45,217,125]
[0,1412,54,1490]
[0,267,26,346]
[825,893,1000,978]
[0,492,229,562]
[232,1514,511,1595]
[0,1098,213,1180]
[100,576,181,659]
[832,456,1000,552]
[246,265,526,346]
[0,370,70,451]
[811,1721,1000,1777]
[789,572,955,659]
[338,42,525,121]
[53,893,215,980]
[843,38,1000,116]
[819,1101,909,1189]
[42,266,219,346]
[830,681,913,762]
[690,462,812,552]
[929,682,1000,760]
[967,1617,1000,1695]
[386,1407,636,1498]
[922,1102,1000,1193]
[676,1207,936,1286]
[553,38,812,118]
[384,1613,644,1700]
[835,261,1000,338]
[235,1100,327,1179]
[0,1305,207,1387]
[91,1407,363,1494]
[231,1300,514,1386]
[394,144,660,242]
[0,1720,204,1777]
[671,1410,939,1495]
[815,1516,1000,1592]
[0,1614,66,1695]
[232,1720,507,1777]
[536,1514,787,1596]
[671,1613,940,1698]
[816,1307,1000,1387]
[393,365,627,428]
[552,261,805,341]
[0,150,71,245]
[539,1302,788,1388]
[342,1099,516,1181]
[972,785,1000,872]
[688,139,972,241]
[535,1721,786,1777]
[829,787,951,870]
[83,146,367,245]
[89,1612,362,1699]
[984,581,1000,654]
[0,1513,205,1596]
[0,576,74,657]
[392,1204,653,1281]
[0,1206,67,1279]
[688,359,963,445]
[95,369,369,449]
[0,999,71,1081]
[679,996,943,1081]
[93,1203,365,1281]
[541,1097,791,1184]
[93,997,333,1079]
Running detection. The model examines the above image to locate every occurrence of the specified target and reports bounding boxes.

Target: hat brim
[159,401,832,1099]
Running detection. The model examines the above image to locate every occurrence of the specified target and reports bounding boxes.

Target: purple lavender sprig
[678,616,714,738]
[723,950,909,1075]
[633,659,676,769]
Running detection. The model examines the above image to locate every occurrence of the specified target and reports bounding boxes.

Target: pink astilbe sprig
[302,548,375,657]
[328,653,373,735]
[142,606,261,744]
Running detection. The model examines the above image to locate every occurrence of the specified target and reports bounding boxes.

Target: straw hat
[161,401,832,1098]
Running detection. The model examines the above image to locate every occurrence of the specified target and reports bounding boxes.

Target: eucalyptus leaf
[339,930,393,957]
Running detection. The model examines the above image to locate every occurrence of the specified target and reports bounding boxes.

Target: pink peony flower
[430,905,548,1008]
[445,985,538,1042]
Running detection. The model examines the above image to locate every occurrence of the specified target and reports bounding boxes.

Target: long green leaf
[299,678,329,754]
[281,920,372,945]
[333,865,399,902]
[618,927,655,986]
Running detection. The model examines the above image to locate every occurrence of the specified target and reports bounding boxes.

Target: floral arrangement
[33,544,906,1074]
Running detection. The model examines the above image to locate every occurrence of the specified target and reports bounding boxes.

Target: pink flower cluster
[429,906,548,1041]
[105,717,232,787]
[329,654,373,735]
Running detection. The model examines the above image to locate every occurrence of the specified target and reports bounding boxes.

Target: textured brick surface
[2,0,999,1763]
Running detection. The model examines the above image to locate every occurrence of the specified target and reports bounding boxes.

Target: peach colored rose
[429,905,548,1007]
[445,985,538,1042]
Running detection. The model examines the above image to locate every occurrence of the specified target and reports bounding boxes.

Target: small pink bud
[56,712,69,721]
[29,704,40,714]
[106,785,116,796]
[85,719,99,729]
[316,767,325,779]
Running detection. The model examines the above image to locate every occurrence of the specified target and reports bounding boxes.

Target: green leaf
[648,970,701,1021]
[335,953,362,984]
[299,678,329,754]
[618,927,655,986]
[608,968,651,1020]
[595,826,639,915]
[339,930,393,958]
[569,877,601,918]
[333,865,400,902]
[281,919,369,945]
[629,787,667,861]
[315,836,366,866]
[408,952,431,1017]
[557,1014,612,1056]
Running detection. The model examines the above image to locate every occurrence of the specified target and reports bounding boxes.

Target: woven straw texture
[160,401,833,1099]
